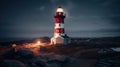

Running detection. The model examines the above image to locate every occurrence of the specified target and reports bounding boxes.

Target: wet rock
[53,55,67,62]
[0,60,26,67]
[15,49,33,59]
[29,55,77,67]
[30,56,46,67]
[40,46,47,52]
[34,61,45,67]
[1,49,16,59]
[31,56,48,63]
[31,63,39,67]
[45,62,61,67]
[62,61,79,67]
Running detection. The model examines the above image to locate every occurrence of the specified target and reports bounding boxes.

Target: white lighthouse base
[51,36,71,45]
[51,36,64,45]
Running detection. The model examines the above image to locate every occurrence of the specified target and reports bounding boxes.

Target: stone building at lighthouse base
[51,34,71,45]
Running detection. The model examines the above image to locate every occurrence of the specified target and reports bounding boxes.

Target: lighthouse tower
[51,6,71,45]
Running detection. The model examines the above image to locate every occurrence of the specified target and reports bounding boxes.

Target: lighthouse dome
[56,6,64,12]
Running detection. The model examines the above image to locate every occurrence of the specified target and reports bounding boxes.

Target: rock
[62,61,79,67]
[1,49,16,59]
[30,56,46,67]
[15,49,33,59]
[53,55,67,62]
[34,61,45,67]
[30,55,77,67]
[97,48,114,54]
[62,58,78,67]
[66,57,77,63]
[40,46,47,52]
[31,63,39,67]
[40,55,68,62]
[31,56,48,63]
[0,60,26,67]
[45,62,61,67]
[39,55,64,61]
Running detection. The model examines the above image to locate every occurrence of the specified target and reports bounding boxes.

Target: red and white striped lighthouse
[51,6,71,45]
[54,6,65,37]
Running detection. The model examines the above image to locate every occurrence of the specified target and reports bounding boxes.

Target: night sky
[0,0,120,39]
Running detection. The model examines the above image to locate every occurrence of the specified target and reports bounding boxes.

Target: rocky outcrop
[0,60,26,67]
[30,55,77,67]
[15,49,34,59]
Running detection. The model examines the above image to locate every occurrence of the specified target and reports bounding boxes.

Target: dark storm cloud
[0,0,120,38]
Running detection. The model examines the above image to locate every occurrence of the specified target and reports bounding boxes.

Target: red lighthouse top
[54,6,65,23]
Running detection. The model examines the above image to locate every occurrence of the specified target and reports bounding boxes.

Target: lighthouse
[51,6,71,45]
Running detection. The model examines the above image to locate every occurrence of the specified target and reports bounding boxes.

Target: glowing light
[35,39,45,46]
[36,40,41,45]
[12,44,16,48]
[56,7,63,12]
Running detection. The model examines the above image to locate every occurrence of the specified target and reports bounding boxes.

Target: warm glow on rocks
[34,39,50,46]
[16,39,49,49]
[12,44,17,48]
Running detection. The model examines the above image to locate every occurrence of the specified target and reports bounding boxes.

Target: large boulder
[15,49,33,59]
